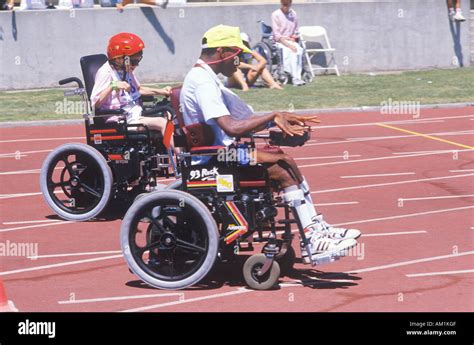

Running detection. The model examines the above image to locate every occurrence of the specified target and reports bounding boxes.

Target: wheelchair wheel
[121,190,219,290]
[253,42,273,75]
[277,72,289,85]
[243,254,280,290]
[165,179,182,190]
[40,143,113,221]
[302,68,314,84]
[262,240,296,276]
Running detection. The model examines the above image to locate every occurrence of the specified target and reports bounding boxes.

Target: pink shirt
[271,8,299,42]
[90,61,141,110]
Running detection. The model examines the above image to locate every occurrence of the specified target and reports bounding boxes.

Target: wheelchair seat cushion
[104,115,125,124]
[190,145,225,155]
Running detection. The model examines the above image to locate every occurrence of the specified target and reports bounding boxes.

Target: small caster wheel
[243,254,280,290]
[262,241,296,276]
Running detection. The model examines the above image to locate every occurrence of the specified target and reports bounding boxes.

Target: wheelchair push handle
[59,77,84,89]
[59,77,86,97]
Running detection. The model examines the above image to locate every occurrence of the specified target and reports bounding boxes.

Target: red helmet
[107,32,145,60]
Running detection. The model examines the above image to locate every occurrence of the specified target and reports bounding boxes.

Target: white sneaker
[301,232,357,264]
[313,214,361,240]
[292,79,306,86]
[453,12,466,21]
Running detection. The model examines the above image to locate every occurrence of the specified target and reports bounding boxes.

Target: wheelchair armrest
[94,108,125,116]
[268,130,310,147]
[140,95,156,103]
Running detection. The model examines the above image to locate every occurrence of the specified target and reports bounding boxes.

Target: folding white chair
[299,26,340,77]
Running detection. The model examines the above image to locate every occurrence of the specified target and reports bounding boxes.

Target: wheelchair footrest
[311,254,340,266]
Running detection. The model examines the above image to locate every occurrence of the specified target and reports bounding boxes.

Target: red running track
[0,106,473,312]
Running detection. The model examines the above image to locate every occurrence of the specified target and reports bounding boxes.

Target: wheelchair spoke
[50,181,69,189]
[137,240,161,254]
[147,212,166,235]
[61,157,75,176]
[176,239,206,253]
[79,182,101,198]
[166,251,175,280]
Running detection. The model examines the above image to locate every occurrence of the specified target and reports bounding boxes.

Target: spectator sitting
[271,0,305,86]
[227,32,283,91]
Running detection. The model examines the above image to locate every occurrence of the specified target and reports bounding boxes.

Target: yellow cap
[201,25,251,53]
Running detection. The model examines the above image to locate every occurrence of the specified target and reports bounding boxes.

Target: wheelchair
[120,89,341,290]
[40,54,177,221]
[253,20,313,85]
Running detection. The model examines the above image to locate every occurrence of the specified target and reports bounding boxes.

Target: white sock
[299,178,318,222]
[283,186,314,239]
[456,8,462,14]
[449,7,455,14]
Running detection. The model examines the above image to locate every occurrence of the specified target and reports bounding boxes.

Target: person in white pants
[271,0,305,86]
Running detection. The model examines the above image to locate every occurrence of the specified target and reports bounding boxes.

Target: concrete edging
[1,102,472,128]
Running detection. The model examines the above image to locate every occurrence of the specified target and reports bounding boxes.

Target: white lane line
[341,172,415,179]
[0,149,53,157]
[406,269,474,278]
[363,230,427,237]
[348,251,474,274]
[393,149,464,155]
[0,221,75,233]
[299,150,474,169]
[28,250,122,260]
[0,190,64,200]
[294,155,361,160]
[121,288,251,312]
[0,254,123,277]
[0,169,41,175]
[314,202,359,206]
[312,114,473,129]
[450,169,474,173]
[0,154,28,159]
[332,206,474,227]
[0,192,43,199]
[312,173,474,194]
[0,137,83,144]
[349,130,474,142]
[400,194,474,202]
[3,219,63,225]
[302,130,474,148]
[58,292,182,305]
[0,167,61,176]
[257,228,427,238]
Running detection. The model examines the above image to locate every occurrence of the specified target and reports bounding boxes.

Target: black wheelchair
[253,20,313,85]
[40,54,177,221]
[120,90,340,290]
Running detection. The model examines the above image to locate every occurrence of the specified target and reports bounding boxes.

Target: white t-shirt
[91,61,142,122]
[180,60,254,164]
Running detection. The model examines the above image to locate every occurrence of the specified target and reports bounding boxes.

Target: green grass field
[0,67,472,122]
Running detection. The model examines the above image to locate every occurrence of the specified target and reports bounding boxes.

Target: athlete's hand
[117,81,131,92]
[160,86,172,96]
[274,113,307,137]
[277,112,320,126]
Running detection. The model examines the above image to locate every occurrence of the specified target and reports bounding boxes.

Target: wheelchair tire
[302,69,314,84]
[40,143,113,221]
[253,42,273,76]
[165,179,182,190]
[121,190,219,290]
[243,254,280,290]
